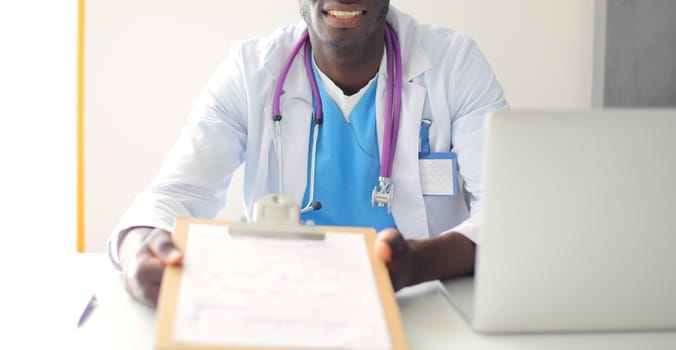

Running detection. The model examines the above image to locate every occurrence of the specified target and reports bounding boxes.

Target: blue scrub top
[300,69,397,232]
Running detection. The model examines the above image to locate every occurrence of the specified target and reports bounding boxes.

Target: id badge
[419,152,458,197]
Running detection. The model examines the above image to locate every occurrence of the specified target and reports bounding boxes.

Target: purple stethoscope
[272,24,402,214]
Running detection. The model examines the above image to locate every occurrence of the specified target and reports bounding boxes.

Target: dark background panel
[604,0,676,107]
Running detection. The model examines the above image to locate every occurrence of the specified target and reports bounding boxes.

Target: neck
[309,28,385,96]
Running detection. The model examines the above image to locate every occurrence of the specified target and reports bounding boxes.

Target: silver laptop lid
[473,109,676,333]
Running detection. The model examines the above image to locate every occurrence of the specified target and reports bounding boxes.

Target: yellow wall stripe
[77,0,86,252]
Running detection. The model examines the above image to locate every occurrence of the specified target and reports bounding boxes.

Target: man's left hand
[375,228,477,291]
[374,228,421,291]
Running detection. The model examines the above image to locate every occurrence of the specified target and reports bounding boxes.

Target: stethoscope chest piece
[371,176,394,213]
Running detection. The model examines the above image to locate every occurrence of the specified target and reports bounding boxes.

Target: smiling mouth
[324,9,367,19]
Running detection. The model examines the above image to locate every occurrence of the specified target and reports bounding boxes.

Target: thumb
[375,235,393,263]
[145,228,182,265]
[375,228,404,263]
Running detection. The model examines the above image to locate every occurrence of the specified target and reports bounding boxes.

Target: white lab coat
[108,6,508,268]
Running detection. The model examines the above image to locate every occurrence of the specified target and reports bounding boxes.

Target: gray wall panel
[604,0,676,107]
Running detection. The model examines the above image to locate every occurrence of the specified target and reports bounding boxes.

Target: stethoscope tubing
[382,24,402,177]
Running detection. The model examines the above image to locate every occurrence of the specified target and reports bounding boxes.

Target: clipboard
[155,195,408,350]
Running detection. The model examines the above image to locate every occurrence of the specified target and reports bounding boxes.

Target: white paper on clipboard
[172,223,391,350]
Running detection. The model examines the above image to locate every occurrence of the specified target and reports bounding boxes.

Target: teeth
[327,10,362,19]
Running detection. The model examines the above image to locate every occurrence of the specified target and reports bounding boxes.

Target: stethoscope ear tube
[274,121,283,194]
[302,123,321,212]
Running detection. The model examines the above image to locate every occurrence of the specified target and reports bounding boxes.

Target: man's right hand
[118,227,183,307]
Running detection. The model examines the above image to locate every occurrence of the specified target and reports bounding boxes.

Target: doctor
[111,0,508,306]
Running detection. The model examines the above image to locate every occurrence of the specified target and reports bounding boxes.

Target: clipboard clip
[228,194,325,240]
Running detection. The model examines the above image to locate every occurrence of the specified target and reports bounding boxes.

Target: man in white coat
[111,0,508,306]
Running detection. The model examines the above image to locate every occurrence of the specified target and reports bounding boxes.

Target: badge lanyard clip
[419,118,432,158]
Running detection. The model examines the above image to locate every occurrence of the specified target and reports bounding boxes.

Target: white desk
[75,254,676,349]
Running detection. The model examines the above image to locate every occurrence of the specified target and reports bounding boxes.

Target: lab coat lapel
[273,49,314,207]
[374,10,432,238]
[255,29,314,209]
[392,83,429,239]
[375,81,429,239]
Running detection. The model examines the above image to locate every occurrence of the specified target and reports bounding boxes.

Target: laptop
[445,109,676,333]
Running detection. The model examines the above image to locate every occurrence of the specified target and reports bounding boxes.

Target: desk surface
[75,254,676,350]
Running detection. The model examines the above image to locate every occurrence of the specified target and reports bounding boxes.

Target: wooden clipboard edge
[156,218,409,350]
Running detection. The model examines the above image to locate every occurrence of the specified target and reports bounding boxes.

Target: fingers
[378,228,408,258]
[120,228,181,307]
[135,254,165,286]
[145,228,183,266]
[374,237,392,263]
[375,228,401,263]
[142,284,162,307]
[376,228,414,291]
[124,253,165,306]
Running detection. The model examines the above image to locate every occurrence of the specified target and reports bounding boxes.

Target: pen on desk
[77,294,98,327]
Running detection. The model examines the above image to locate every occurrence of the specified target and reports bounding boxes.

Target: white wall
[394,0,595,109]
[1,0,78,345]
[84,0,595,252]
[85,0,298,251]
